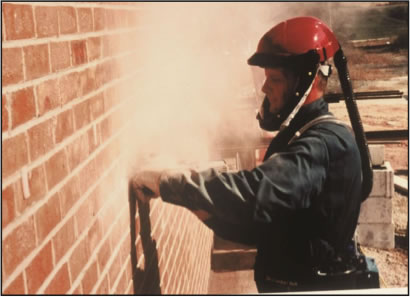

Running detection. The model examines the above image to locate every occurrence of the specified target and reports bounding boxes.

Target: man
[132,17,378,292]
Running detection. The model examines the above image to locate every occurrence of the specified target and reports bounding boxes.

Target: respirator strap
[279,68,318,131]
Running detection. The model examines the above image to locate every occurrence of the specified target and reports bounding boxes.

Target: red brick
[105,59,117,81]
[36,78,60,115]
[50,41,71,72]
[102,35,115,57]
[35,193,61,243]
[110,34,123,55]
[112,57,122,76]
[82,261,98,294]
[128,283,134,294]
[52,217,76,263]
[97,238,112,272]
[78,159,99,194]
[88,218,103,253]
[105,9,119,30]
[119,10,129,28]
[161,269,169,292]
[105,141,121,169]
[24,44,50,80]
[103,86,118,111]
[108,253,122,290]
[114,269,128,294]
[11,87,36,129]
[72,284,83,294]
[2,94,9,132]
[2,184,16,228]
[119,234,131,265]
[69,236,90,281]
[25,241,53,293]
[88,184,103,217]
[99,116,113,143]
[96,275,109,294]
[2,133,29,177]
[71,40,87,66]
[87,126,99,153]
[59,176,80,216]
[93,8,105,31]
[59,72,80,105]
[75,198,92,232]
[3,273,25,294]
[3,3,35,40]
[98,199,116,235]
[15,165,47,214]
[55,109,74,143]
[27,164,47,202]
[87,37,101,61]
[45,149,69,189]
[44,263,70,294]
[2,47,24,86]
[58,6,77,35]
[3,216,37,278]
[66,133,89,171]
[35,6,58,38]
[128,10,138,27]
[77,8,93,33]
[125,261,133,287]
[90,93,104,120]
[74,99,91,129]
[103,60,115,82]
[27,119,54,161]
[79,67,96,96]
[95,62,108,88]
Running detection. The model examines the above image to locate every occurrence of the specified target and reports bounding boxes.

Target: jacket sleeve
[159,133,329,243]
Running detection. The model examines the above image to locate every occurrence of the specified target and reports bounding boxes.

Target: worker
[131,16,379,292]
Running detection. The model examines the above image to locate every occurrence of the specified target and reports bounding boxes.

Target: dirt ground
[328,43,408,288]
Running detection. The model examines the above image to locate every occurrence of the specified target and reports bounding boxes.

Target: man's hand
[131,170,163,203]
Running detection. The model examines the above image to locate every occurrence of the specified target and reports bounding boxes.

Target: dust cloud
[118,2,356,172]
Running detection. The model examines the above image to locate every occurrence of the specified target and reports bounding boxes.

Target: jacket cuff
[159,169,190,206]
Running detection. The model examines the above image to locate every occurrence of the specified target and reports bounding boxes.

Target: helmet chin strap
[279,68,318,131]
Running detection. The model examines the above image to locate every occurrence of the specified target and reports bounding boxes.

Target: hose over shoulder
[334,48,373,201]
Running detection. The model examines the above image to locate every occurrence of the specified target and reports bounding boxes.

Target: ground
[328,41,408,288]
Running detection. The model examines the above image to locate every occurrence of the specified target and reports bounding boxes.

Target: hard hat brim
[247,50,320,69]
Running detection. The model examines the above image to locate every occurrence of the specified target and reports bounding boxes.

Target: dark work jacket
[159,99,363,281]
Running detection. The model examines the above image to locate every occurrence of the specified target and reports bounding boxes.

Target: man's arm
[131,133,329,244]
[157,134,329,240]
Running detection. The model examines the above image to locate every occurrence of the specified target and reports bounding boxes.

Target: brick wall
[2,2,213,294]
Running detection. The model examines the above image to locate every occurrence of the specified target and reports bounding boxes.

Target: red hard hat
[251,16,340,63]
[248,16,340,110]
